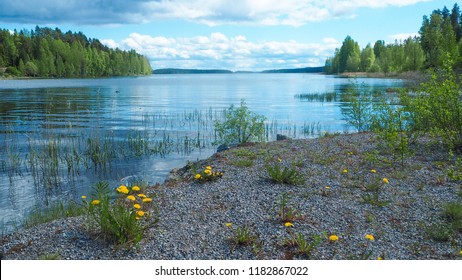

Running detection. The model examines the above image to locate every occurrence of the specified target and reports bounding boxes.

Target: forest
[325,3,462,74]
[0,26,152,78]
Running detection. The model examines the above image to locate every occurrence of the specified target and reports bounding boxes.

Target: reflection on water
[0,74,403,231]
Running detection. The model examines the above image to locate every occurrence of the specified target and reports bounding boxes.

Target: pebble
[1,133,461,260]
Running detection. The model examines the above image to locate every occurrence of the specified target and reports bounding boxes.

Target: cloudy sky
[0,0,457,71]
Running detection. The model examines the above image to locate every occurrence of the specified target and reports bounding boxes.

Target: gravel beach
[2,132,462,260]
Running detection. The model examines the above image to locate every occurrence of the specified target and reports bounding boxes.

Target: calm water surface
[0,74,403,230]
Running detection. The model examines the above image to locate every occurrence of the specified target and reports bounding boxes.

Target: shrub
[214,100,266,145]
[341,81,374,132]
[371,100,412,166]
[401,61,462,150]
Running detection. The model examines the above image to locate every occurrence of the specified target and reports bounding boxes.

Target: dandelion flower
[195,174,201,179]
[377,256,383,260]
[117,185,129,194]
[325,186,330,189]
[225,223,232,227]
[127,195,136,201]
[343,169,348,173]
[142,198,152,203]
[383,178,389,184]
[371,169,377,173]
[137,194,147,198]
[137,211,145,217]
[91,200,100,205]
[204,169,212,174]
[278,158,282,162]
[81,195,87,199]
[134,203,141,209]
[206,166,212,170]
[459,250,462,255]
[132,186,140,191]
[135,217,140,220]
[329,235,339,242]
[284,222,294,227]
[365,234,375,241]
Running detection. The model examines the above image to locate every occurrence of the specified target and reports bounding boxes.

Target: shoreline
[1,132,461,260]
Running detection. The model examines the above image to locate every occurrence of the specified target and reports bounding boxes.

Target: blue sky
[0,0,459,71]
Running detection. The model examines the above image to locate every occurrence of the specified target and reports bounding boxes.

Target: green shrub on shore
[214,100,266,145]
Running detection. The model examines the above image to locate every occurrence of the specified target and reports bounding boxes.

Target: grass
[284,233,322,259]
[267,164,304,185]
[23,201,85,229]
[229,159,254,168]
[229,226,255,246]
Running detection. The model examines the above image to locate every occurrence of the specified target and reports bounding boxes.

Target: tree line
[325,3,462,74]
[0,26,152,78]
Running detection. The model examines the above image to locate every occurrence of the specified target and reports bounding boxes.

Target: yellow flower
[135,217,140,220]
[137,194,147,198]
[134,203,141,209]
[284,222,294,227]
[131,186,140,191]
[117,185,129,194]
[91,200,100,205]
[204,169,212,174]
[225,223,232,227]
[325,186,330,189]
[377,256,383,260]
[343,169,348,173]
[127,195,136,201]
[459,250,462,255]
[329,235,339,241]
[365,234,375,241]
[371,169,377,173]
[278,158,282,162]
[137,211,145,217]
[195,174,201,179]
[81,195,87,199]
[383,178,389,184]
[142,198,152,203]
[206,166,212,170]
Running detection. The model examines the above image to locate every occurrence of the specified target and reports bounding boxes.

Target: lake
[0,73,403,231]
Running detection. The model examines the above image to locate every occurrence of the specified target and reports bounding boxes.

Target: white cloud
[0,0,432,26]
[388,32,420,42]
[104,32,342,70]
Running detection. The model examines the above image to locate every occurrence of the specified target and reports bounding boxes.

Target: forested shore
[325,3,462,74]
[0,26,152,78]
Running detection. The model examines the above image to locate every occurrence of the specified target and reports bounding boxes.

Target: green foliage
[193,165,223,183]
[402,61,462,150]
[267,164,303,185]
[82,181,158,245]
[371,100,412,166]
[229,226,255,246]
[285,233,321,259]
[442,202,462,232]
[275,193,301,223]
[426,223,453,242]
[214,100,266,145]
[341,82,374,132]
[447,151,462,181]
[0,27,152,78]
[23,201,84,228]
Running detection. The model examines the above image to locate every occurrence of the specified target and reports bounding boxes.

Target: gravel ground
[2,132,462,260]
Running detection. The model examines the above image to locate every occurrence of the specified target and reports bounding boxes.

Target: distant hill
[153,67,324,74]
[261,66,324,73]
[153,68,232,74]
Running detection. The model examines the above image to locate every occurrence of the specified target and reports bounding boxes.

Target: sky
[0,0,459,71]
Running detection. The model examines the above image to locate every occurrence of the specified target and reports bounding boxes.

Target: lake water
[0,73,403,231]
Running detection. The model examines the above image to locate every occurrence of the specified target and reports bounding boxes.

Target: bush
[214,100,266,145]
[341,81,374,132]
[402,61,462,150]
[267,164,303,185]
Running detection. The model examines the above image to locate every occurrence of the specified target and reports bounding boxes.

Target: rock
[217,143,238,152]
[277,134,288,141]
